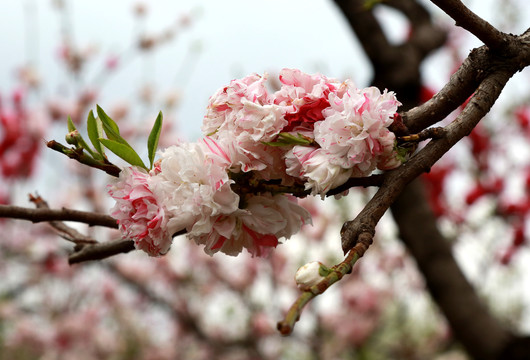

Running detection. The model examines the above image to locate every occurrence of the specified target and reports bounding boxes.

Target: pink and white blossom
[285,145,353,195]
[109,69,402,257]
[151,139,240,236]
[273,68,341,132]
[190,194,311,257]
[203,74,287,173]
[108,166,172,256]
[314,86,401,177]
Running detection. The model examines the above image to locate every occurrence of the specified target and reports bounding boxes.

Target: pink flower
[282,97,330,132]
[202,73,270,136]
[108,167,172,256]
[203,73,287,173]
[274,68,338,106]
[273,68,340,132]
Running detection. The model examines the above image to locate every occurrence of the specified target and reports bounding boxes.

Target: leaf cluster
[63,106,163,172]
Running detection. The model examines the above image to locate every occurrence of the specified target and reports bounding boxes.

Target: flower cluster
[108,69,402,257]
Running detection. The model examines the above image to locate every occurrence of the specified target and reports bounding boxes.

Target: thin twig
[398,127,446,143]
[277,232,373,335]
[0,203,118,229]
[46,140,121,177]
[69,239,136,264]
[29,195,97,244]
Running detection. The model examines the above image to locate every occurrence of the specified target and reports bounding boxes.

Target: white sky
[0,1,374,138]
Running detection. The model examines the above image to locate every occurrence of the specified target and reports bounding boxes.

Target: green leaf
[363,0,382,10]
[67,116,77,132]
[96,105,120,134]
[87,110,105,157]
[263,132,314,147]
[147,111,163,169]
[96,105,129,145]
[100,138,147,170]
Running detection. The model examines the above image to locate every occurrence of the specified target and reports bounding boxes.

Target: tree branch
[333,1,530,357]
[342,68,515,253]
[29,195,98,245]
[0,203,118,229]
[400,46,486,132]
[69,239,136,264]
[392,179,511,359]
[430,0,510,51]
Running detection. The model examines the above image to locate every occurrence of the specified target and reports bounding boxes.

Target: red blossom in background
[422,164,453,217]
[0,91,43,181]
[515,106,530,131]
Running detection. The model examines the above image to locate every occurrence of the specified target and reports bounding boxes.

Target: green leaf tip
[147,111,163,169]
[87,110,106,158]
[67,116,77,132]
[96,105,130,146]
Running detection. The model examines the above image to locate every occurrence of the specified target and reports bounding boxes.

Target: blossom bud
[65,130,80,147]
[295,261,330,291]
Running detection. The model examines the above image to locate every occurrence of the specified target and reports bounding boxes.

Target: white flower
[151,139,240,236]
[189,194,311,257]
[285,145,353,195]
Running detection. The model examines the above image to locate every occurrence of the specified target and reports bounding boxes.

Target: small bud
[65,130,80,146]
[294,261,330,291]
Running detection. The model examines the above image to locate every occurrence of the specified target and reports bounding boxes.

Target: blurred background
[1,0,530,359]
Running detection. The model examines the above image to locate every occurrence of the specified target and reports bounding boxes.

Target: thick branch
[392,179,511,359]
[400,46,486,132]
